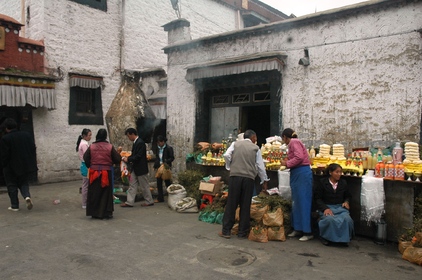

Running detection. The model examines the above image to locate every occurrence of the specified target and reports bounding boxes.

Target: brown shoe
[120,203,133,208]
[218,232,231,239]
[141,203,154,207]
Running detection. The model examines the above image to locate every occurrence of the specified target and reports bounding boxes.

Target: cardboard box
[199,181,223,195]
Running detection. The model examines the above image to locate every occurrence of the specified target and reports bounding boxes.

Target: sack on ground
[203,211,218,223]
[263,207,283,227]
[215,212,224,224]
[248,226,268,243]
[267,226,286,241]
[399,240,413,255]
[176,197,198,213]
[402,246,422,266]
[250,204,269,222]
[167,184,187,210]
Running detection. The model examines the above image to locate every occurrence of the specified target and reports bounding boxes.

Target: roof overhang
[185,51,286,82]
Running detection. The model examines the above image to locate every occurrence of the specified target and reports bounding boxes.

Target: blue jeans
[3,167,31,209]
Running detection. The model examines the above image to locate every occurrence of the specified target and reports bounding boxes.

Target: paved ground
[0,180,421,280]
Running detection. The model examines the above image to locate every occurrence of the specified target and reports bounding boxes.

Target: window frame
[68,0,107,12]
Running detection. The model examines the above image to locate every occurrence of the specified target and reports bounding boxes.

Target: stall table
[187,163,421,242]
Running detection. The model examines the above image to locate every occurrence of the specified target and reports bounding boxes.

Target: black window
[69,0,107,12]
[69,75,104,125]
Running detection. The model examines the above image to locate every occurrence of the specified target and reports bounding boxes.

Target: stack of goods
[318,144,331,158]
[332,144,345,159]
[312,144,331,170]
[403,142,422,180]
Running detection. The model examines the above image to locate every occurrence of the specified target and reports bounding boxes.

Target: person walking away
[280,128,314,241]
[153,135,174,203]
[83,129,121,219]
[315,163,354,246]
[0,118,37,211]
[121,128,154,207]
[76,128,92,209]
[219,129,269,239]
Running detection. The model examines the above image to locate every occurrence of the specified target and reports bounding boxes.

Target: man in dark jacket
[153,135,174,203]
[121,128,154,207]
[0,118,37,211]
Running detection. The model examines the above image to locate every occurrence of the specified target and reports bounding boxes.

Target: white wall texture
[123,0,238,70]
[165,1,422,172]
[0,0,241,183]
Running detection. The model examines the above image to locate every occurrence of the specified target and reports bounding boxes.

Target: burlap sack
[250,204,269,222]
[267,226,286,241]
[263,207,283,227]
[402,246,422,266]
[398,240,413,255]
[248,226,268,243]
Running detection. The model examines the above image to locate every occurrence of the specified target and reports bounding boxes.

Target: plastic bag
[203,211,218,223]
[215,212,224,224]
[278,170,291,199]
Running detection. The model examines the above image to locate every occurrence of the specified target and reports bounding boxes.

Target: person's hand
[262,181,268,191]
[323,209,334,216]
[280,159,286,166]
[122,157,128,163]
[342,201,350,210]
[117,146,123,153]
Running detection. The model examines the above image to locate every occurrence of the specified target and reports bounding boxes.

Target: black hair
[281,128,298,139]
[325,163,342,176]
[76,128,91,152]
[243,129,256,140]
[3,118,17,130]
[96,128,108,142]
[157,135,167,142]
[125,127,137,136]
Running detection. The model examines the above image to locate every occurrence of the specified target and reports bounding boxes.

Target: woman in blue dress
[315,163,354,246]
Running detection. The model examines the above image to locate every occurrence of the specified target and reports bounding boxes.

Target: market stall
[188,137,422,242]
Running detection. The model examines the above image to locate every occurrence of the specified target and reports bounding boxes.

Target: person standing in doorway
[219,129,269,239]
[121,128,154,207]
[76,128,92,209]
[83,128,121,219]
[153,135,174,203]
[0,118,37,211]
[280,128,314,241]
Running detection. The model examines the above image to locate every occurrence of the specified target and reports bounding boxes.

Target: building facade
[163,0,422,173]
[0,0,287,183]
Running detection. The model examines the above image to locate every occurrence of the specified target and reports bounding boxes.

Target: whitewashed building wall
[1,0,243,183]
[165,1,422,172]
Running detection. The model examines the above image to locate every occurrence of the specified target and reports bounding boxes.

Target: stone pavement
[0,180,421,280]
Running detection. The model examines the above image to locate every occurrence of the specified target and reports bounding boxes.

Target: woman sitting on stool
[315,163,354,246]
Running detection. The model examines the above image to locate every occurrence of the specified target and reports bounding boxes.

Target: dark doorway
[241,105,270,146]
[0,106,37,186]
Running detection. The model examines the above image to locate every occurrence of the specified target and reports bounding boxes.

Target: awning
[0,74,56,109]
[185,51,286,82]
[69,74,103,89]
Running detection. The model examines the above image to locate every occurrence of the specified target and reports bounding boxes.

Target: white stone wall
[123,0,238,70]
[27,0,123,183]
[0,0,241,183]
[166,1,422,172]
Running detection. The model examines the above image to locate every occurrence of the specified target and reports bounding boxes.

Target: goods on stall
[332,144,345,158]
[402,142,422,181]
[175,197,199,213]
[393,142,404,165]
[267,226,286,241]
[248,226,269,243]
[318,144,331,157]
